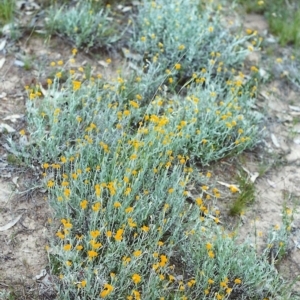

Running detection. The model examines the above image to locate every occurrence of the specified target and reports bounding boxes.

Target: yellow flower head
[100,283,114,298]
[90,230,100,239]
[175,63,181,70]
[132,273,141,284]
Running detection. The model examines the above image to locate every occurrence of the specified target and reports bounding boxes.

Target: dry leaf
[293,138,300,145]
[0,123,16,133]
[14,59,25,67]
[0,57,5,69]
[250,172,259,183]
[289,105,300,112]
[217,181,241,192]
[122,6,132,12]
[0,39,6,51]
[270,133,280,148]
[12,176,19,188]
[122,48,142,61]
[98,60,109,68]
[267,179,276,188]
[0,214,22,231]
[3,114,24,122]
[241,166,259,183]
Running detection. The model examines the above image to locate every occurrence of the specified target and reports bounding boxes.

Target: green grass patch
[229,171,255,216]
[0,0,15,26]
[46,1,124,50]
[236,0,300,46]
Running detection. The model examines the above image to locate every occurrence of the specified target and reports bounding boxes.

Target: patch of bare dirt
[0,179,51,298]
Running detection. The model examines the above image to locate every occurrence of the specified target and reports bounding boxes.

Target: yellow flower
[159,254,168,267]
[128,218,137,228]
[234,278,242,284]
[90,230,100,239]
[76,245,83,251]
[56,72,62,78]
[123,256,131,265]
[88,250,98,259]
[63,243,72,251]
[80,199,88,209]
[72,48,78,56]
[50,62,55,67]
[77,280,86,288]
[100,283,114,298]
[92,202,101,212]
[195,198,203,206]
[133,250,142,257]
[125,188,132,196]
[206,242,213,250]
[60,156,67,163]
[250,66,259,72]
[168,188,174,194]
[125,206,134,213]
[64,188,71,198]
[188,279,196,287]
[56,231,65,239]
[208,250,215,258]
[72,80,81,91]
[114,229,124,241]
[106,231,112,238]
[141,225,149,232]
[129,100,139,108]
[114,201,121,208]
[61,181,69,187]
[229,185,239,193]
[90,239,102,249]
[66,260,72,266]
[216,293,223,300]
[130,153,137,160]
[178,44,185,51]
[43,163,49,169]
[175,63,181,70]
[201,185,209,191]
[132,273,141,284]
[47,180,55,188]
[133,290,141,300]
[19,129,26,136]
